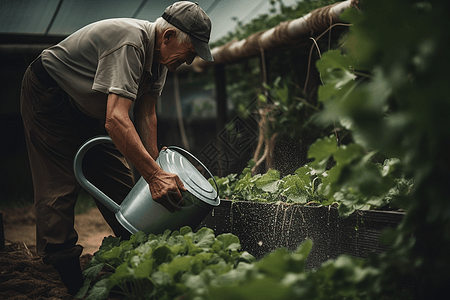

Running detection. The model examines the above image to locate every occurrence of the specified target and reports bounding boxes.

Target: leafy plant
[207,240,382,300]
[208,0,345,173]
[307,135,412,216]
[310,0,450,297]
[76,227,255,300]
[80,231,388,300]
[210,149,410,216]
[210,159,325,204]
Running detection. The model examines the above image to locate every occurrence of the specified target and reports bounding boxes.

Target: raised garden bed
[197,200,404,269]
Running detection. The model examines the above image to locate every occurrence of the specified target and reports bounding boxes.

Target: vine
[209,0,450,298]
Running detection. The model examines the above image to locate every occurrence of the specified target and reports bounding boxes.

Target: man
[20,1,213,295]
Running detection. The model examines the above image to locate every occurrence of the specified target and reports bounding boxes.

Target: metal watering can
[73,136,220,235]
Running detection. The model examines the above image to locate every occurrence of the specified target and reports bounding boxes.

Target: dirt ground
[1,205,116,299]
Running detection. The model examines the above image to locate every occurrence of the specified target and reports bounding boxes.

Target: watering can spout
[73,136,121,213]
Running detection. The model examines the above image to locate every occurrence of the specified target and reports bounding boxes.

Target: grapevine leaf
[308,135,338,173]
[333,144,364,164]
[316,50,356,103]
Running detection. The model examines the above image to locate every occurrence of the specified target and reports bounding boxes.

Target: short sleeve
[92,45,144,100]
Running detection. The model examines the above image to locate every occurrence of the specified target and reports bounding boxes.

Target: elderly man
[20,1,213,295]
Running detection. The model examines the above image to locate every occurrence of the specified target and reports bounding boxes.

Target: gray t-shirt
[41,18,167,119]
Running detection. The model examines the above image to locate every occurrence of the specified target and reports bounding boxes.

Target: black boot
[53,256,84,296]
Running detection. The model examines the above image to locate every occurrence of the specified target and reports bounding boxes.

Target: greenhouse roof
[0,0,299,43]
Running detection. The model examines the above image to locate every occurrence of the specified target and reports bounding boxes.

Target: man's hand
[147,169,187,212]
[106,93,187,213]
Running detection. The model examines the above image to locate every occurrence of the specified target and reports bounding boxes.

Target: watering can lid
[157,148,219,206]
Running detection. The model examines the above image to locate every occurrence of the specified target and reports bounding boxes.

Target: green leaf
[256,248,291,278]
[108,264,133,288]
[129,231,147,245]
[192,227,216,249]
[159,256,193,278]
[259,180,281,193]
[217,233,241,252]
[82,262,105,278]
[255,169,281,192]
[381,158,402,177]
[101,247,123,265]
[152,245,174,265]
[308,135,338,173]
[308,135,338,161]
[333,144,364,164]
[134,259,154,279]
[97,235,120,254]
[280,175,308,203]
[316,50,356,103]
[75,278,92,299]
[85,278,110,300]
[258,93,267,103]
[209,277,293,300]
[151,270,173,286]
[180,226,193,236]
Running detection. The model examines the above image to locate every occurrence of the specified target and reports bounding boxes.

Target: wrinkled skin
[155,28,197,72]
[104,28,198,212]
[106,94,187,212]
[103,27,201,212]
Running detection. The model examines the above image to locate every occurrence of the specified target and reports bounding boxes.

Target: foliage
[311,0,450,297]
[81,0,450,298]
[258,76,321,139]
[209,0,450,297]
[211,152,410,216]
[208,241,383,300]
[80,231,401,300]
[210,159,326,204]
[209,0,344,169]
[307,135,412,216]
[76,227,255,300]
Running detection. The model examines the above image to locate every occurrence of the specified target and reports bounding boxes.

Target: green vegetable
[76,227,255,300]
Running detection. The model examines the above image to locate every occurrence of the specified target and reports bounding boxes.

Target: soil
[1,205,117,299]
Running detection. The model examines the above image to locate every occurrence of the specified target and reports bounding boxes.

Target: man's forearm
[106,93,186,212]
[105,94,160,180]
[134,96,159,160]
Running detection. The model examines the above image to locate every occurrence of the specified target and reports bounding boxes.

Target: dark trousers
[20,58,134,265]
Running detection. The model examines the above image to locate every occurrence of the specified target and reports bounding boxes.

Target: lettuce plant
[76,227,254,300]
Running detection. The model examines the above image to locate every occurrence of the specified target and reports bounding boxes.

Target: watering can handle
[166,146,220,196]
[73,136,121,213]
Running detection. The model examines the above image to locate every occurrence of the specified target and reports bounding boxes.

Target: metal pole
[214,64,227,177]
